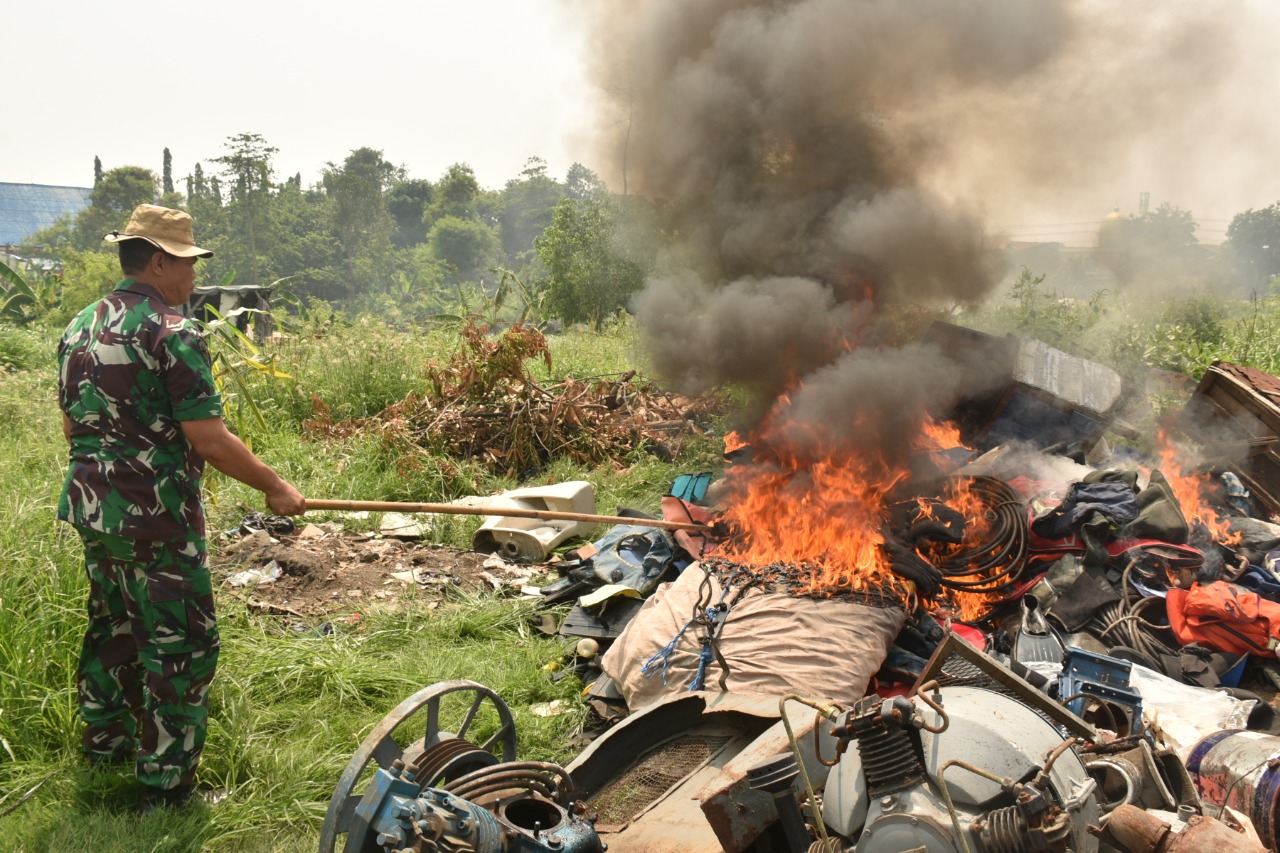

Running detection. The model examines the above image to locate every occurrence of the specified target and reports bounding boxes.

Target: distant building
[0,182,92,247]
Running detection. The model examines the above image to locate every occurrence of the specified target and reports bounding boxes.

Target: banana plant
[0,259,57,322]
[490,266,548,326]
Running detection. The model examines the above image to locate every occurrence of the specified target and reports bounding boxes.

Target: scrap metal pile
[303,320,717,473]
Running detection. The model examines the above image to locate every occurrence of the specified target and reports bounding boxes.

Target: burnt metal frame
[912,632,1096,741]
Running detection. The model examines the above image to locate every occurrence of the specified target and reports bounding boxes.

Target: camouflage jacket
[57,279,223,540]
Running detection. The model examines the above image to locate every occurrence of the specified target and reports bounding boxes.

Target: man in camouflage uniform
[58,204,305,811]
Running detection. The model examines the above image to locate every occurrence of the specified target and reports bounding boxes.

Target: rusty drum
[1187,729,1280,849]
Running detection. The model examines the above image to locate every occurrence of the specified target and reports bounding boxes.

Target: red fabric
[1167,581,1280,657]
[950,623,986,648]
[1027,532,1202,564]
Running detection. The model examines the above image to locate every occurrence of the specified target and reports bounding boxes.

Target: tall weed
[0,324,52,373]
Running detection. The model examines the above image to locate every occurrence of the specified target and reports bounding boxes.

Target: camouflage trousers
[75,526,219,790]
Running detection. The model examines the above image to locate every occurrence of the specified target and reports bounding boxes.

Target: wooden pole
[304,499,711,533]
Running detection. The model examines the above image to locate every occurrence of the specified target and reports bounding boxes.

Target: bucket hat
[104,204,213,258]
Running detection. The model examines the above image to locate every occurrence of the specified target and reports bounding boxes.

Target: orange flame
[712,409,984,611]
[724,430,747,455]
[917,418,964,450]
[1155,430,1241,546]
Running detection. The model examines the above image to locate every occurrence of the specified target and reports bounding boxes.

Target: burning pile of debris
[517,339,1280,852]
[303,320,718,474]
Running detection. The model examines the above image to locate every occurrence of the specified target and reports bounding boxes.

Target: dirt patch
[210,522,549,616]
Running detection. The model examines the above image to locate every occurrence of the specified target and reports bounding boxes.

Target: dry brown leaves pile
[304,321,720,474]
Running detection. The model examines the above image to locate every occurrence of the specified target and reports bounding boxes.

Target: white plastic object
[471,481,596,562]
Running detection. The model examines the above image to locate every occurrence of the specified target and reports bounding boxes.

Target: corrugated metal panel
[0,182,92,245]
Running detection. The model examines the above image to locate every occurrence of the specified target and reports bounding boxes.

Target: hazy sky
[7,0,1280,246]
[4,1,597,193]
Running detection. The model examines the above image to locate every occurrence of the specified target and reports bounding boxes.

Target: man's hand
[266,482,306,517]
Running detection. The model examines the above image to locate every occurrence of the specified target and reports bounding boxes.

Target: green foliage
[1225,202,1280,289]
[490,266,548,326]
[195,303,295,442]
[980,267,1109,352]
[426,163,482,225]
[42,251,120,329]
[1097,203,1205,290]
[497,157,565,261]
[213,133,279,285]
[0,323,49,371]
[23,137,676,342]
[162,147,175,195]
[385,178,434,248]
[90,166,158,214]
[536,196,650,330]
[565,162,607,201]
[1107,293,1280,380]
[427,215,500,282]
[346,252,453,327]
[324,148,402,298]
[260,181,344,302]
[0,258,64,325]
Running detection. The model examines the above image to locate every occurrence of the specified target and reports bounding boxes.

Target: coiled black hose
[923,476,1029,597]
[1091,557,1180,663]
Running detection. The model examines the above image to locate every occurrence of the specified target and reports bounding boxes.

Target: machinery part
[836,695,926,797]
[1081,738,1194,812]
[747,754,812,853]
[1187,729,1280,850]
[410,736,502,790]
[1057,648,1143,736]
[1098,803,1267,853]
[443,761,576,808]
[829,685,1099,853]
[913,632,1095,741]
[1010,593,1064,671]
[975,780,1074,853]
[338,757,601,853]
[1151,745,1202,812]
[319,680,518,853]
[1086,756,1141,815]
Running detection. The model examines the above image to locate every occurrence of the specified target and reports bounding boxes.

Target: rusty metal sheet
[566,692,793,853]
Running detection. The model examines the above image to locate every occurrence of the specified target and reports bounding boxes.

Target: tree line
[31,134,663,330]
[19,133,1280,331]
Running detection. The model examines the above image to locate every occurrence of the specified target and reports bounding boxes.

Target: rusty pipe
[1100,804,1267,853]
[304,498,713,534]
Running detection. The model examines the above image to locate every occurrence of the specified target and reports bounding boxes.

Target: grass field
[0,318,721,852]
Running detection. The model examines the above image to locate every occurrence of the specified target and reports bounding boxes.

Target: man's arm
[179,417,306,516]
[63,412,73,444]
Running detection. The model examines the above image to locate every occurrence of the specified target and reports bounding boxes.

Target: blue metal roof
[0,182,92,246]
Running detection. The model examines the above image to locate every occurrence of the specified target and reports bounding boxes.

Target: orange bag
[1166,581,1280,657]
